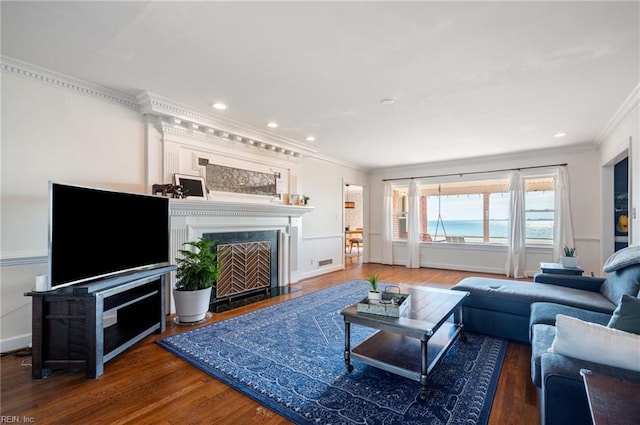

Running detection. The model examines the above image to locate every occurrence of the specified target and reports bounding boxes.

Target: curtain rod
[381,163,568,182]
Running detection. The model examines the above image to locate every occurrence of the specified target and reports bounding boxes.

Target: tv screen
[48,182,170,290]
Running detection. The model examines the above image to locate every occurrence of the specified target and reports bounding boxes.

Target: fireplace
[168,198,312,314]
[205,230,279,310]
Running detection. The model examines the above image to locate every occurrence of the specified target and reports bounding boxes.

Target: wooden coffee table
[340,285,469,400]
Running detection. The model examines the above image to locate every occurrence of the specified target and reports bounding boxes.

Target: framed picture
[174,174,207,199]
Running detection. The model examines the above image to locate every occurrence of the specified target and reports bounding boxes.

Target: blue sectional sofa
[451,246,640,425]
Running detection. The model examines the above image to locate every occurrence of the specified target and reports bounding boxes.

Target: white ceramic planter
[561,256,579,268]
[173,287,212,323]
[368,290,382,304]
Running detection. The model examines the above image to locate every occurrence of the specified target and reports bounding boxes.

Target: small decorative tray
[356,285,411,318]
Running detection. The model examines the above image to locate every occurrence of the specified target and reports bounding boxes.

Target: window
[390,176,555,245]
[424,180,507,243]
[391,188,409,240]
[524,178,555,245]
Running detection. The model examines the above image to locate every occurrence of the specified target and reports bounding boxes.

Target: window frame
[389,174,556,247]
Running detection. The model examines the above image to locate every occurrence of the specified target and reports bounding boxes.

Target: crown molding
[1,56,365,169]
[307,151,369,172]
[138,92,318,160]
[0,56,139,110]
[374,142,598,176]
[595,83,640,145]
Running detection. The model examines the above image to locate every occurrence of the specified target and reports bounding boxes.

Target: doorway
[614,157,629,251]
[344,184,364,261]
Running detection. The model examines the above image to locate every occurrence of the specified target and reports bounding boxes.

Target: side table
[580,369,640,425]
[540,262,584,276]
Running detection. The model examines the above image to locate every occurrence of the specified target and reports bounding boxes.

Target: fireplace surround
[168,198,312,313]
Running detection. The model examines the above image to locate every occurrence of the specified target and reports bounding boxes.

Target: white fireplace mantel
[169,198,313,217]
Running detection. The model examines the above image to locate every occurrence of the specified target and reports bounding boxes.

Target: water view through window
[425,187,554,243]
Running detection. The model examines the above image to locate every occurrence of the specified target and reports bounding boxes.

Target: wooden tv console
[26,265,175,379]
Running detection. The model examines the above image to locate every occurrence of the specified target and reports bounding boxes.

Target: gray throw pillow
[600,265,640,305]
[603,246,640,273]
[608,295,640,335]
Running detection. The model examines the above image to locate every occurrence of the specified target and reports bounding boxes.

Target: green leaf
[175,237,223,291]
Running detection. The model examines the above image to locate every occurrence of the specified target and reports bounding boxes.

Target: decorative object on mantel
[301,195,310,206]
[174,237,222,324]
[561,246,578,268]
[152,183,185,198]
[173,174,207,199]
[206,163,278,197]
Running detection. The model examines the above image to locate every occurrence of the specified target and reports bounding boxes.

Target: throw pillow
[549,314,640,372]
[603,245,640,273]
[600,265,640,305]
[608,295,640,335]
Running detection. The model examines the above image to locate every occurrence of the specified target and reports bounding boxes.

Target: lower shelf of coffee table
[350,321,461,381]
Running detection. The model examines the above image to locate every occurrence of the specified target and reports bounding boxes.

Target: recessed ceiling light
[266,121,279,128]
[380,98,395,105]
[211,102,228,110]
[554,132,568,138]
[305,136,316,142]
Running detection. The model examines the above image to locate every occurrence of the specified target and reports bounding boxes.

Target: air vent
[318,259,333,267]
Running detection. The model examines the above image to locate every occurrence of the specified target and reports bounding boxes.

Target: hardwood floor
[1,262,540,424]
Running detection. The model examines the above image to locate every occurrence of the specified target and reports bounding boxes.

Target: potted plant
[561,246,578,268]
[367,274,382,304]
[174,237,222,323]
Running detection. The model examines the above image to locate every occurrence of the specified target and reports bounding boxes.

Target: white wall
[368,146,603,277]
[293,158,368,277]
[1,71,146,351]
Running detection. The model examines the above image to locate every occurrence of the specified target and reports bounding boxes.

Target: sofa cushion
[607,294,640,335]
[549,314,640,372]
[453,277,615,315]
[600,265,640,305]
[531,324,556,388]
[603,245,640,272]
[529,302,611,340]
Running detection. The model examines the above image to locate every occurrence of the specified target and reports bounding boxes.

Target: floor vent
[318,259,333,267]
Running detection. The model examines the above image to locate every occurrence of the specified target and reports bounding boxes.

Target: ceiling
[2,1,638,170]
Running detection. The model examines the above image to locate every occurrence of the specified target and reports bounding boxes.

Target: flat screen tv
[48,182,170,290]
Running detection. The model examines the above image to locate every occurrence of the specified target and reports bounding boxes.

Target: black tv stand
[26,265,175,379]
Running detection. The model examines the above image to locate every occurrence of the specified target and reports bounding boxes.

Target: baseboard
[301,264,344,280]
[1,333,31,353]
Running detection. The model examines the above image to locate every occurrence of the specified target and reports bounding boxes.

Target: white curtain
[382,181,394,265]
[553,166,575,261]
[505,171,526,277]
[406,180,420,268]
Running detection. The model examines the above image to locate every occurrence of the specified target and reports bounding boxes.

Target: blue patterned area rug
[158,280,507,425]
